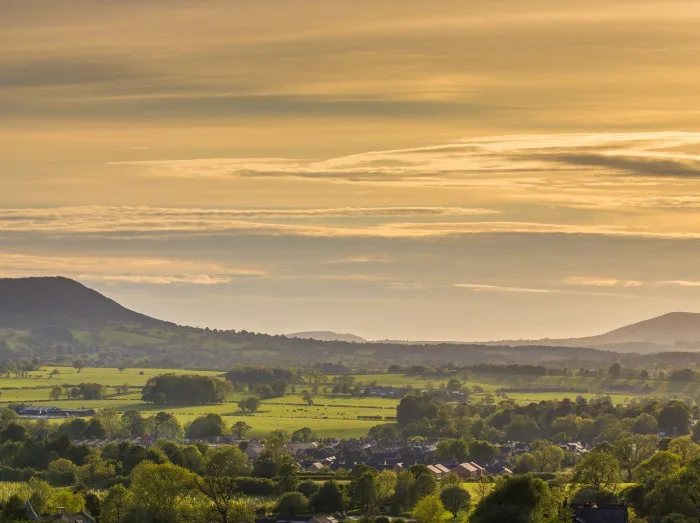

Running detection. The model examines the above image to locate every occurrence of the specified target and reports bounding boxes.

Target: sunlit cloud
[0,252,263,285]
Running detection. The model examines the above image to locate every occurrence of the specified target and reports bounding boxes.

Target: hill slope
[0,276,167,327]
[490,312,700,352]
[288,331,368,343]
[0,276,676,369]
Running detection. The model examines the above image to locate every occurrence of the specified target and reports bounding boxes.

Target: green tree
[668,436,700,464]
[187,413,227,439]
[49,385,63,400]
[609,363,622,378]
[231,421,252,439]
[633,450,682,483]
[275,492,308,516]
[573,451,622,492]
[469,440,498,463]
[440,485,471,518]
[73,358,85,373]
[530,439,565,472]
[471,475,558,523]
[658,401,692,435]
[310,480,346,512]
[409,471,438,506]
[197,446,251,523]
[301,390,314,406]
[631,413,658,435]
[46,489,86,515]
[613,434,659,481]
[238,397,261,414]
[291,427,316,443]
[413,494,448,523]
[129,462,197,521]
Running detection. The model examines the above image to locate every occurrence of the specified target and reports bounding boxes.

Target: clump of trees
[142,374,232,405]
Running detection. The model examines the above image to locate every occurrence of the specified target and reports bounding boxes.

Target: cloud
[562,276,643,287]
[0,252,263,285]
[455,283,553,294]
[111,132,700,185]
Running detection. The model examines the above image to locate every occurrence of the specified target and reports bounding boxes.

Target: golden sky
[3,0,700,340]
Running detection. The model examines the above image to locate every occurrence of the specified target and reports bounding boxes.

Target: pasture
[0,366,691,439]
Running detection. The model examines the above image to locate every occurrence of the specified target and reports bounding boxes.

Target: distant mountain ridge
[288,331,367,343]
[2,276,700,368]
[487,312,700,353]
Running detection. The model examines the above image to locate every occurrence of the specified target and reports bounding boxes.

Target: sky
[3,0,700,341]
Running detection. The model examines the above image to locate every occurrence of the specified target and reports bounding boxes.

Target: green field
[0,367,691,439]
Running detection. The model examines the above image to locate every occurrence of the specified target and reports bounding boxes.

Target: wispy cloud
[0,252,263,285]
[112,132,700,184]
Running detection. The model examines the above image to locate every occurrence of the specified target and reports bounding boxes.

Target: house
[306,462,325,472]
[17,406,95,419]
[427,465,446,478]
[570,503,628,523]
[485,462,512,476]
[25,502,95,522]
[256,517,338,523]
[451,462,483,479]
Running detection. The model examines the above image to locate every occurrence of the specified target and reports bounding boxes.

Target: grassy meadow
[0,366,694,438]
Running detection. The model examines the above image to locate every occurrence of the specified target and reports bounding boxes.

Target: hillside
[0,276,167,328]
[0,276,688,369]
[288,331,368,343]
[490,312,700,353]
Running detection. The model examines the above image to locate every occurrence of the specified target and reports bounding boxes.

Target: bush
[233,477,275,495]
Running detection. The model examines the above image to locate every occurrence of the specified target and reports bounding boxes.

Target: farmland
[0,366,695,438]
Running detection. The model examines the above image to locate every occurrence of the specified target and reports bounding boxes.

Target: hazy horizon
[3,1,700,340]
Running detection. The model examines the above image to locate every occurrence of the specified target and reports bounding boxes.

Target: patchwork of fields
[0,367,694,438]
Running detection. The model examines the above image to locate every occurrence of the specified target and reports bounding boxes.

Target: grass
[0,366,692,439]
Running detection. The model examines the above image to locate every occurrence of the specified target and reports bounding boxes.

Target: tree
[101,484,131,523]
[231,421,252,439]
[633,450,682,483]
[659,401,692,435]
[47,458,78,486]
[130,462,196,520]
[122,410,146,438]
[275,492,308,516]
[613,434,659,481]
[291,427,316,443]
[353,472,378,511]
[469,440,498,463]
[1,494,28,521]
[142,374,232,405]
[197,446,251,523]
[440,485,471,518]
[668,436,700,464]
[49,385,63,400]
[408,471,437,506]
[530,439,565,472]
[573,451,622,492]
[471,475,557,523]
[149,411,184,440]
[238,397,260,414]
[506,416,540,442]
[413,494,448,523]
[301,390,314,406]
[45,489,86,515]
[632,413,658,435]
[73,359,85,373]
[277,455,300,493]
[310,480,346,512]
[187,413,227,439]
[609,363,622,378]
[376,470,397,506]
[78,449,116,488]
